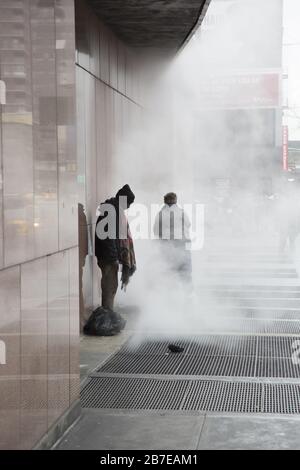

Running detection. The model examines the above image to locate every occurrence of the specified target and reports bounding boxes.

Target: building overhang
[87,0,211,50]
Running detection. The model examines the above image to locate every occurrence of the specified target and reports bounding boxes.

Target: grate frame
[81,376,300,415]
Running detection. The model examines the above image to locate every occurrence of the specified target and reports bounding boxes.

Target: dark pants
[159,240,192,284]
[97,260,119,310]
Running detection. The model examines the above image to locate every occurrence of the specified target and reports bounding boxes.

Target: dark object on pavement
[168,344,184,353]
[83,307,126,336]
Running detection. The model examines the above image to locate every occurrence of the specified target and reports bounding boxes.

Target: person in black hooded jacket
[95,184,136,311]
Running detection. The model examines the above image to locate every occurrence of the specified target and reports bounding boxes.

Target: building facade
[0,0,210,450]
[194,0,283,199]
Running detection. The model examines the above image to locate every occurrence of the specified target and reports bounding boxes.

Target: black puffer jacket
[95,197,119,263]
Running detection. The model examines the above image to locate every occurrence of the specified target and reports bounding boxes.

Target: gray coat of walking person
[154,192,192,283]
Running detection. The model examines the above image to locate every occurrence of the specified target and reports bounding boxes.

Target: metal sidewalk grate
[186,335,257,356]
[217,299,300,309]
[81,376,189,410]
[120,337,191,355]
[182,380,262,413]
[257,336,296,358]
[204,272,298,279]
[203,319,300,335]
[262,320,300,335]
[81,377,300,414]
[211,308,300,320]
[99,352,184,375]
[206,291,300,299]
[256,358,300,378]
[264,383,300,414]
[98,335,300,378]
[206,256,292,264]
[176,355,257,377]
[199,285,300,292]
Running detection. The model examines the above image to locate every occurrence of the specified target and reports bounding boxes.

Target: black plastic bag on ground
[83,307,126,336]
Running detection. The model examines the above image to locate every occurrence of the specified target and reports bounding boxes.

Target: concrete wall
[0,0,79,449]
[75,0,144,327]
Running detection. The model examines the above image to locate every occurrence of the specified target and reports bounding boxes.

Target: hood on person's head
[116,184,135,209]
[164,192,177,207]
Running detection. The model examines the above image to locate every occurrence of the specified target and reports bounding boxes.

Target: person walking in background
[277,184,300,253]
[154,192,192,284]
[95,184,136,311]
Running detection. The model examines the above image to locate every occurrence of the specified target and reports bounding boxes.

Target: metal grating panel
[207,318,261,334]
[202,267,297,274]
[199,285,300,292]
[257,336,298,358]
[99,352,184,375]
[206,256,292,263]
[239,299,300,309]
[230,299,300,309]
[204,319,300,335]
[176,355,257,377]
[98,335,300,378]
[263,383,300,414]
[187,335,257,357]
[81,377,189,410]
[209,291,300,299]
[182,380,262,413]
[263,320,300,335]
[205,301,300,312]
[211,308,300,320]
[121,337,190,355]
[204,272,298,279]
[205,318,265,334]
[81,377,300,414]
[256,358,300,378]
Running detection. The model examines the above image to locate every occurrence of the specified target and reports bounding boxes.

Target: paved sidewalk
[57,243,300,450]
[57,408,300,450]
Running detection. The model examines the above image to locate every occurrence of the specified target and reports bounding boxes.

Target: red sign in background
[198,73,280,109]
[282,125,289,171]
